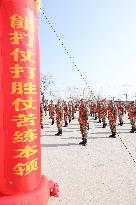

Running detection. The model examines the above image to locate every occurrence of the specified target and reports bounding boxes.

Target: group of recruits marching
[40,99,136,146]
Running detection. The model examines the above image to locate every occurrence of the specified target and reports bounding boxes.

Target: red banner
[0,0,41,195]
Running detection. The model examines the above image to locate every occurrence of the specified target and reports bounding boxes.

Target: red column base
[0,176,49,205]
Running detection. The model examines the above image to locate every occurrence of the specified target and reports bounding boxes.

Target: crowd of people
[40,99,136,146]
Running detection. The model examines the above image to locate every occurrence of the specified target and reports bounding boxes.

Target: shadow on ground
[41,143,79,148]
[61,136,109,140]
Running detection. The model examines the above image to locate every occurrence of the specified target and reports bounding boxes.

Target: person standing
[89,102,94,117]
[68,102,72,123]
[44,100,48,116]
[78,100,89,146]
[117,102,125,126]
[49,101,55,125]
[128,102,136,133]
[72,102,75,120]
[93,102,98,120]
[97,101,101,123]
[63,101,69,127]
[100,102,107,128]
[55,101,63,136]
[108,101,117,138]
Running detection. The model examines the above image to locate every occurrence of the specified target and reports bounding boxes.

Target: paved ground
[41,115,136,205]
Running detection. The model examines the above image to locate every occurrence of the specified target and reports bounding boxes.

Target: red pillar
[0,0,49,204]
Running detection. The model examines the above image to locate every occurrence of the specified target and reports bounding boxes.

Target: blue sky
[39,0,136,100]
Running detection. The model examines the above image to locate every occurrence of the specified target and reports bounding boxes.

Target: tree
[40,73,54,102]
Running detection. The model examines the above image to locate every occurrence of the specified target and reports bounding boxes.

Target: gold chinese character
[10,64,35,79]
[10,48,19,61]
[10,64,24,78]
[23,34,34,48]
[20,49,35,62]
[11,82,37,95]
[13,129,37,143]
[10,48,35,63]
[25,16,34,32]
[13,162,25,176]
[9,31,23,45]
[10,14,24,29]
[12,97,36,111]
[12,113,37,127]
[14,145,38,159]
[25,158,38,175]
[24,82,37,94]
[13,158,38,176]
[11,82,23,94]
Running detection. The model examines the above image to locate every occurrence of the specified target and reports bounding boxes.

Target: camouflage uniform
[49,102,55,125]
[75,102,78,111]
[108,102,117,138]
[89,102,94,117]
[72,103,75,119]
[93,103,98,120]
[44,100,48,116]
[63,102,68,127]
[55,101,63,136]
[97,102,101,123]
[48,102,52,119]
[79,100,89,146]
[117,103,125,126]
[128,102,136,133]
[68,103,72,123]
[100,103,107,128]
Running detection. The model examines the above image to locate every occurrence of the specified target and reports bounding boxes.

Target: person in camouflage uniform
[128,102,136,133]
[78,99,89,146]
[49,101,55,125]
[40,102,44,129]
[75,101,78,111]
[117,102,125,126]
[63,101,68,127]
[100,102,107,128]
[93,102,98,120]
[44,100,48,116]
[72,102,75,120]
[68,103,72,123]
[89,102,94,117]
[97,101,102,123]
[48,100,52,119]
[55,101,63,136]
[108,101,117,138]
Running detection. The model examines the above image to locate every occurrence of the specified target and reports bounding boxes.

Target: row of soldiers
[89,100,136,135]
[40,99,136,146]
